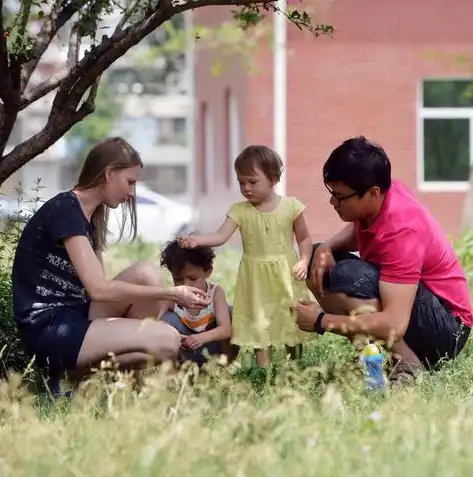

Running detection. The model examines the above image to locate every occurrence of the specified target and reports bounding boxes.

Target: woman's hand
[172,285,210,309]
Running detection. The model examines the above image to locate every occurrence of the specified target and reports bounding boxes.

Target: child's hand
[182,334,205,350]
[292,260,308,280]
[179,235,200,249]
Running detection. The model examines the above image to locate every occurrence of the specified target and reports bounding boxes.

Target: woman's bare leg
[89,260,167,321]
[76,318,181,370]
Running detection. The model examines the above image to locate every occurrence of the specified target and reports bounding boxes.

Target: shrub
[0,267,29,375]
[0,184,43,376]
[0,229,29,375]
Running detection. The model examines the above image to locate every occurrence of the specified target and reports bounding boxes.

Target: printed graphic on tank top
[173,281,217,332]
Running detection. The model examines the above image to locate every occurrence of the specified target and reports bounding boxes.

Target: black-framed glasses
[324,182,360,203]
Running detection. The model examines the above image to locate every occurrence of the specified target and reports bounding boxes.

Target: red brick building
[193,0,473,243]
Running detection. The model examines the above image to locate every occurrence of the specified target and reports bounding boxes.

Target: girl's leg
[285,344,302,360]
[255,347,272,367]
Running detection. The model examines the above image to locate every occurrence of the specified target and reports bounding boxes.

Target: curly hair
[160,239,215,274]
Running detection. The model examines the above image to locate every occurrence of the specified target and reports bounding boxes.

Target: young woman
[11,137,208,381]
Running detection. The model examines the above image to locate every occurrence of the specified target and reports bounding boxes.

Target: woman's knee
[127,260,163,287]
[142,322,181,362]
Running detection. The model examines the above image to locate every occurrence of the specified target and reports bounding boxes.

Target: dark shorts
[309,244,471,368]
[161,306,234,366]
[18,302,92,375]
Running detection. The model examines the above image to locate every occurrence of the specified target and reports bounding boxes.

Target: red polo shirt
[356,180,473,327]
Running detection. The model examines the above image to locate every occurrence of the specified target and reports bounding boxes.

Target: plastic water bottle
[362,343,386,391]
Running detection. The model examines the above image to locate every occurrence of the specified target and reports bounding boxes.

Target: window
[204,105,214,193]
[223,89,231,187]
[229,91,242,190]
[223,89,242,189]
[420,79,473,190]
[155,117,187,145]
[142,165,188,196]
[198,102,214,195]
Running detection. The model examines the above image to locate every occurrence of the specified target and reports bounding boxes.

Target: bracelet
[314,310,326,335]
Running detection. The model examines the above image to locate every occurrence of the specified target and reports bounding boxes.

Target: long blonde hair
[75,137,143,251]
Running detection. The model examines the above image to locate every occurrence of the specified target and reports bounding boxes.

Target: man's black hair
[323,136,391,194]
[160,239,215,274]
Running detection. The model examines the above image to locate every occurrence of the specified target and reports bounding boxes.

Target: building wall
[194,0,473,242]
[284,0,473,241]
[193,6,248,240]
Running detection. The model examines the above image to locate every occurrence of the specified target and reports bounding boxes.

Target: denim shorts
[309,244,471,368]
[18,302,92,375]
[161,306,233,366]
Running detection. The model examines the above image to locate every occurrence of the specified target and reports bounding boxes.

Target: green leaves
[232,2,333,36]
[232,6,265,31]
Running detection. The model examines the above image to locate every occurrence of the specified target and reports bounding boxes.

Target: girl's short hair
[234,145,283,182]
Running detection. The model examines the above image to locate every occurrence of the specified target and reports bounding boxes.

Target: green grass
[2,338,473,476]
[2,235,473,475]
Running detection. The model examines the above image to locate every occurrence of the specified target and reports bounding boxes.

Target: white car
[107,182,198,244]
[0,197,40,230]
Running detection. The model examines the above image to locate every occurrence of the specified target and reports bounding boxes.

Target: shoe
[387,357,423,388]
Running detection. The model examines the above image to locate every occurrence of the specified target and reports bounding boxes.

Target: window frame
[418,78,473,192]
[228,91,242,192]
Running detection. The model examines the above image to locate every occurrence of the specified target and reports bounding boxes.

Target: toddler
[181,145,315,367]
[158,239,238,366]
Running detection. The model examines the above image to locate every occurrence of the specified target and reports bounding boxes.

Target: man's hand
[311,244,336,297]
[292,259,308,280]
[182,334,205,350]
[295,300,323,332]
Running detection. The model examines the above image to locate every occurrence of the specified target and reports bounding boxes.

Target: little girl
[180,145,315,367]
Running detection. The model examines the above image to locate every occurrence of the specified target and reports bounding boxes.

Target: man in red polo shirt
[296,136,472,383]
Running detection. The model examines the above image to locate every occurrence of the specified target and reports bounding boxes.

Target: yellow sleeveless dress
[227,196,315,348]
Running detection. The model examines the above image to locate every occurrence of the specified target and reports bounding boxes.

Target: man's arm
[320,281,418,343]
[324,223,357,252]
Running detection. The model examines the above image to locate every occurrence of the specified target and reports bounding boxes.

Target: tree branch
[0,0,280,184]
[0,106,18,157]
[67,24,80,69]
[77,75,101,116]
[0,73,103,182]
[0,0,8,103]
[52,0,268,117]
[0,61,22,155]
[114,0,140,34]
[20,18,81,109]
[0,103,97,186]
[20,0,81,92]
[19,69,69,109]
